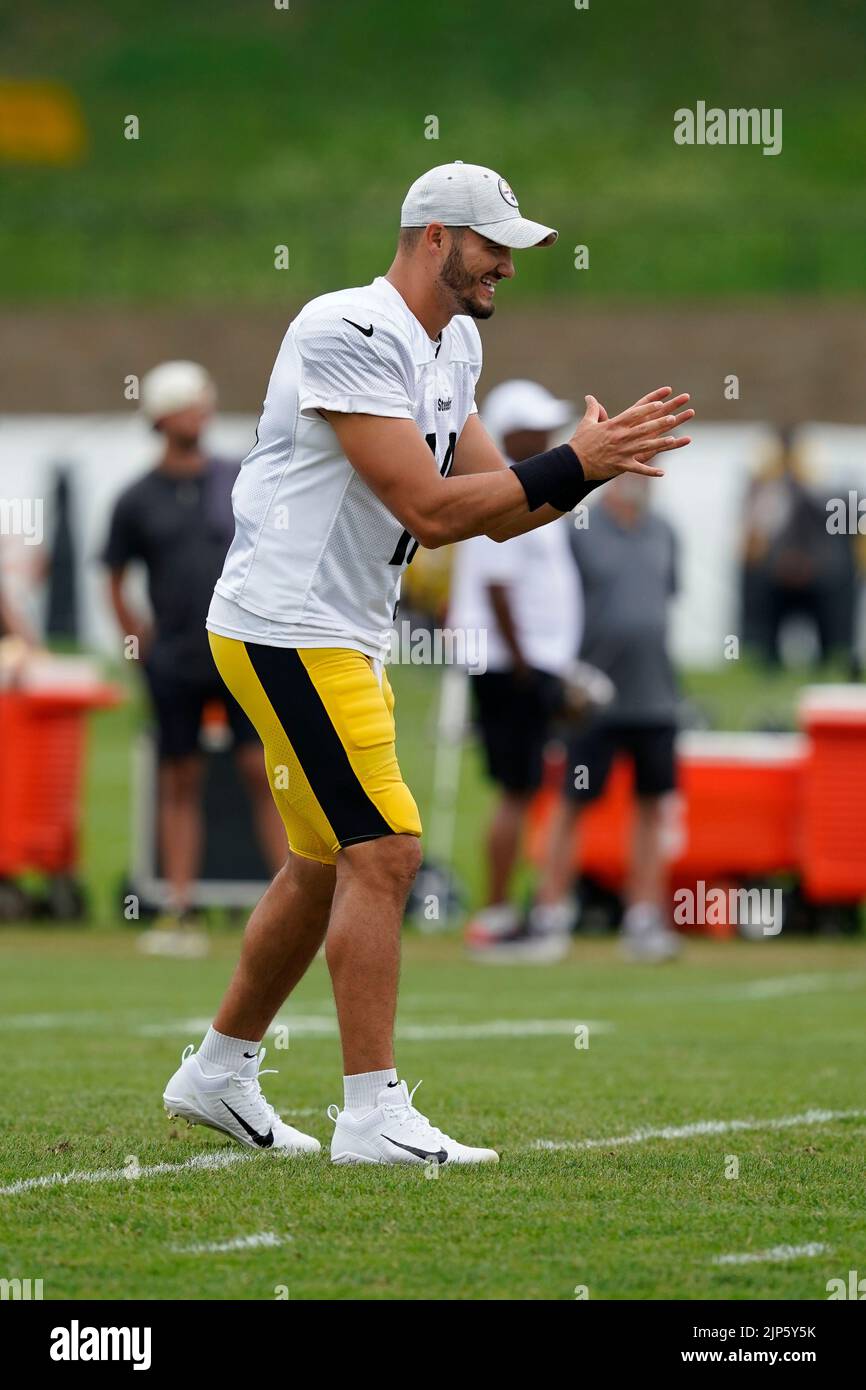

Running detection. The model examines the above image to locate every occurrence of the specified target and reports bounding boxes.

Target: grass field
[2,928,865,1300]
[3,657,864,1300]
[4,0,866,303]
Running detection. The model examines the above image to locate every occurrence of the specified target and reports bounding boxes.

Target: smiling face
[436,228,515,319]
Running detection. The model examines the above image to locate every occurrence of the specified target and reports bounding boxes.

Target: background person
[102,361,286,924]
[528,472,682,962]
[741,427,856,668]
[448,380,582,948]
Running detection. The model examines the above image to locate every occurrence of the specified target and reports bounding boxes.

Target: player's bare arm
[483,387,694,539]
[321,409,526,548]
[324,385,692,549]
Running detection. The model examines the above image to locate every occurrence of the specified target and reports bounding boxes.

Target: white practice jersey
[208,275,482,659]
[449,514,583,677]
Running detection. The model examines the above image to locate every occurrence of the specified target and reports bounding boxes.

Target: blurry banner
[0,81,86,164]
[3,415,866,667]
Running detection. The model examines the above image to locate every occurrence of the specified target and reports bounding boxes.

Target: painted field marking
[3,1109,862,1199]
[712,1243,831,1265]
[173,1230,290,1254]
[0,1148,253,1196]
[531,1107,866,1152]
[718,972,866,1002]
[138,1015,614,1041]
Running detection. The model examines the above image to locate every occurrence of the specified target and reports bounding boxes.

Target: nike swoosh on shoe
[381,1134,447,1163]
[220,1099,274,1148]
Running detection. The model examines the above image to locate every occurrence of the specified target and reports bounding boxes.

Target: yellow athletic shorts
[208,634,422,865]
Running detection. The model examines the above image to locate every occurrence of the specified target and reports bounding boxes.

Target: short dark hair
[398,225,465,252]
[398,226,424,252]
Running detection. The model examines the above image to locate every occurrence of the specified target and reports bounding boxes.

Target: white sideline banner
[2,416,865,665]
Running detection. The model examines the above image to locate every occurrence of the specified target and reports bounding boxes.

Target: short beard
[437,239,495,320]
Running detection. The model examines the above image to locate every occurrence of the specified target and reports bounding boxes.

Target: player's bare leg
[214,852,336,1039]
[476,794,578,961]
[621,796,680,961]
[465,791,530,946]
[535,794,581,908]
[157,753,204,914]
[627,795,667,913]
[163,852,335,1153]
[325,834,421,1074]
[326,833,498,1165]
[486,790,530,905]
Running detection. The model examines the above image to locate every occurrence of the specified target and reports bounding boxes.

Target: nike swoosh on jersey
[342,317,374,337]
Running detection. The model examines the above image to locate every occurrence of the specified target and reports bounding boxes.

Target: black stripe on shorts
[244,643,392,848]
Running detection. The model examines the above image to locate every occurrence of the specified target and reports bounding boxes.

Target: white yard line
[0,1010,124,1031]
[531,1107,866,1152]
[0,1149,252,1196]
[716,972,866,1002]
[6,969,863,1036]
[173,1230,290,1254]
[3,1107,862,1199]
[712,1243,831,1266]
[137,1015,614,1041]
[399,1018,612,1040]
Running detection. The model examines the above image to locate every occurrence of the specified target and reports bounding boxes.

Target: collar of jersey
[374,276,443,358]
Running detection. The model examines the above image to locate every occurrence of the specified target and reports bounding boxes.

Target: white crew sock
[343,1068,398,1114]
[198,1026,262,1075]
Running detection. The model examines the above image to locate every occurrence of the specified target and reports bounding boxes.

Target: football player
[163,162,693,1164]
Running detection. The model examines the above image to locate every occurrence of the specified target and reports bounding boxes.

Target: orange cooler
[0,685,119,876]
[799,686,866,902]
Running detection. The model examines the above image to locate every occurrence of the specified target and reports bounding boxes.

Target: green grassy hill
[3,0,866,303]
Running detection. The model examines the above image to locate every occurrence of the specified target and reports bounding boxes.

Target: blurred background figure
[101,361,285,926]
[448,381,581,949]
[741,427,856,669]
[525,473,682,963]
[0,562,38,646]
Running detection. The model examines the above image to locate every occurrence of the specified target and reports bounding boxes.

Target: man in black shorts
[447,380,582,948]
[529,472,682,962]
[103,361,285,920]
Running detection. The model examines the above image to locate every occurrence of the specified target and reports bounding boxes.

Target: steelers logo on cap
[498,178,519,208]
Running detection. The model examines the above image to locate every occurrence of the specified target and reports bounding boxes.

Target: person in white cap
[162,162,693,1165]
[448,381,583,952]
[103,362,286,930]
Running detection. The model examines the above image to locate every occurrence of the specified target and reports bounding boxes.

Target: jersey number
[388,431,457,567]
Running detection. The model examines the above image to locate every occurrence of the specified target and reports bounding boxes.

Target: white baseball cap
[140,360,216,423]
[400,161,558,249]
[482,379,574,444]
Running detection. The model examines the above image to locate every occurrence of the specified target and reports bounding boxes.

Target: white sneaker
[472,901,574,964]
[620,903,681,962]
[464,902,522,948]
[163,1044,321,1155]
[328,1080,499,1166]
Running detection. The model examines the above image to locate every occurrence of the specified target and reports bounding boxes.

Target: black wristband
[510,443,603,513]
